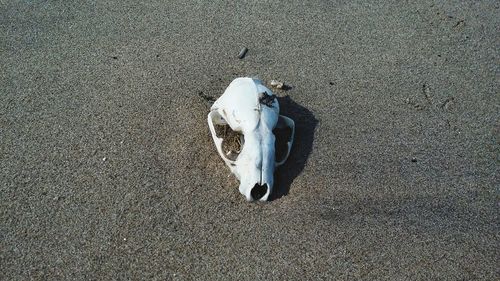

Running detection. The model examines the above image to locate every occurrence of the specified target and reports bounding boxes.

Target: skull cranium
[207,77,295,201]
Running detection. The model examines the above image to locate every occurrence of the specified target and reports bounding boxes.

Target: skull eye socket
[273,115,295,165]
[273,126,292,163]
[214,124,244,161]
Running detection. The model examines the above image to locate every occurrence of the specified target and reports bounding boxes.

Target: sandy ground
[1,0,499,280]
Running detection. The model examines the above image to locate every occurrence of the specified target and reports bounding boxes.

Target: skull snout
[250,183,269,201]
[241,179,273,202]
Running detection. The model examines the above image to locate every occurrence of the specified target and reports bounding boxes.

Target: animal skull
[207,77,295,201]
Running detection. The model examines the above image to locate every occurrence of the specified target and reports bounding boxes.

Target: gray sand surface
[1,0,499,280]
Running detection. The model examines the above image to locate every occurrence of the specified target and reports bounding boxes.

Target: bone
[207,77,295,202]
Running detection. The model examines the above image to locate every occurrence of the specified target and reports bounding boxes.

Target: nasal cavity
[251,183,268,201]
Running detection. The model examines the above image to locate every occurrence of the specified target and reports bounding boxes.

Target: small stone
[411,157,417,162]
[270,80,284,89]
[102,157,107,162]
[237,47,248,59]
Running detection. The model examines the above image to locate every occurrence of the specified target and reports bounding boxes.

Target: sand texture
[1,0,499,280]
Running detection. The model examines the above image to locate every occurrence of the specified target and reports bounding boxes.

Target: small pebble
[102,157,107,162]
[238,47,248,59]
[411,157,417,162]
[270,80,284,89]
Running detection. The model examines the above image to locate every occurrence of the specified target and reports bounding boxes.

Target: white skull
[207,77,295,201]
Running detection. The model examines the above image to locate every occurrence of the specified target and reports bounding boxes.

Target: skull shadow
[271,96,318,200]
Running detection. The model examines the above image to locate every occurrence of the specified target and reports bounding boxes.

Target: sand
[1,0,498,280]
[214,124,242,161]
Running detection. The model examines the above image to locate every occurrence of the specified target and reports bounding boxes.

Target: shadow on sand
[271,96,318,200]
